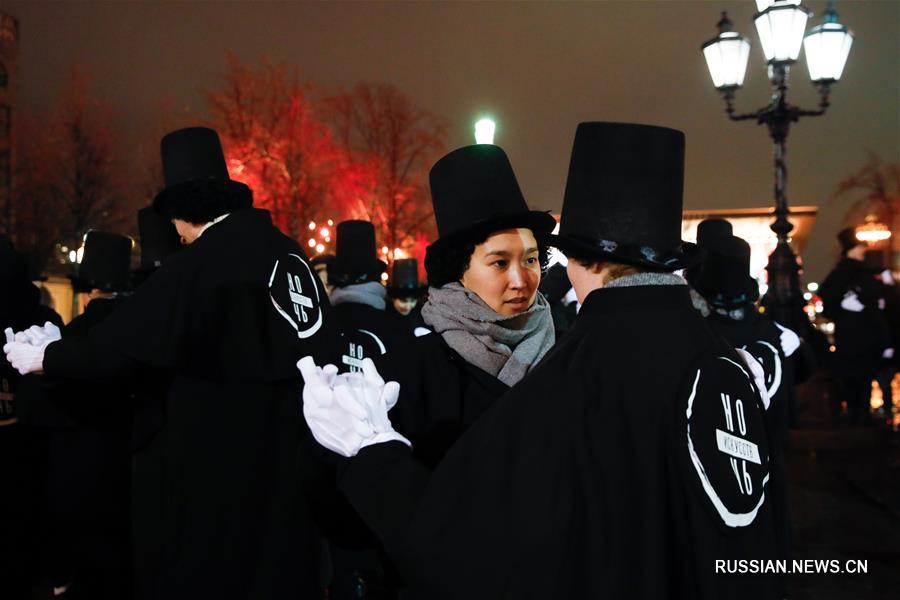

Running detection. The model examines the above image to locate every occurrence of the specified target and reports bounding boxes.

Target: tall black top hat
[685,217,734,285]
[329,220,387,286]
[137,206,182,270]
[694,235,760,309]
[387,258,425,297]
[74,230,133,293]
[152,127,252,222]
[696,218,733,247]
[550,122,693,271]
[428,144,555,250]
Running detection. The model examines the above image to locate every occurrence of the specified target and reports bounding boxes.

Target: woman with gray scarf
[374,144,557,471]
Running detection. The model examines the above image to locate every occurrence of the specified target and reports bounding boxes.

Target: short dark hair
[154,180,253,224]
[424,229,551,288]
[565,249,664,284]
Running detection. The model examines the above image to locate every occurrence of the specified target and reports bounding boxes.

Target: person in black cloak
[0,235,64,599]
[14,230,135,599]
[329,220,412,373]
[818,228,891,423]
[692,233,798,590]
[385,258,428,333]
[4,127,339,599]
[299,122,782,599]
[327,146,557,598]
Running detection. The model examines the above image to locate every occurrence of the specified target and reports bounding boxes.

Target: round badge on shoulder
[684,354,771,528]
[268,253,324,340]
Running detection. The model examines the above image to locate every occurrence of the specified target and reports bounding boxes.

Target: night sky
[5,0,898,281]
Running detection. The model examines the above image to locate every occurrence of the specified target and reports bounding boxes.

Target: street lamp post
[702,0,853,331]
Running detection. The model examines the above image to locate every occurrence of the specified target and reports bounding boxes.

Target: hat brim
[549,234,697,272]
[328,259,388,286]
[430,210,557,253]
[695,276,760,310]
[387,284,428,298]
[153,179,251,220]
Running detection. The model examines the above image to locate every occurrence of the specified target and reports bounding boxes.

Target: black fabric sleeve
[43,336,140,381]
[337,441,431,558]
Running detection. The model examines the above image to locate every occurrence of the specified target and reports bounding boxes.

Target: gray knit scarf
[421,282,555,386]
[330,282,387,310]
[604,272,687,289]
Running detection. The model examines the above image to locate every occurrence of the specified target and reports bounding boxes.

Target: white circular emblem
[685,355,771,528]
[268,253,324,340]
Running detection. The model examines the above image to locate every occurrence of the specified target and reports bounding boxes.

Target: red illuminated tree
[326,82,446,261]
[205,54,376,243]
[13,68,129,274]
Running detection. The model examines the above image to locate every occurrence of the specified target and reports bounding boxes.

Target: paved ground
[785,426,900,599]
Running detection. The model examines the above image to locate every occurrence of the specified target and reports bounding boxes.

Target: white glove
[299,357,374,457]
[298,356,409,457]
[3,339,48,375]
[22,322,62,347]
[840,291,865,312]
[882,269,895,286]
[883,348,895,360]
[774,322,801,358]
[735,348,770,410]
[359,358,402,436]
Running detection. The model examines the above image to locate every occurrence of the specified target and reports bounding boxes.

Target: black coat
[332,301,413,372]
[42,208,340,599]
[707,308,794,574]
[0,282,63,599]
[377,331,509,470]
[819,258,890,378]
[339,284,781,599]
[18,297,134,596]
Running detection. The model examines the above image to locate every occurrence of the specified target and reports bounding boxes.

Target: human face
[392,297,418,316]
[172,219,205,245]
[459,228,541,316]
[313,264,334,295]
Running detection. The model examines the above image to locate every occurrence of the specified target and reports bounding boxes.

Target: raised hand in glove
[21,322,62,347]
[297,356,410,458]
[3,327,51,375]
[774,321,801,357]
[735,348,770,410]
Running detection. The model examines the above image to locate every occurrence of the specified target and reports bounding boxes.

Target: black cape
[19,296,134,597]
[0,281,63,599]
[332,301,413,373]
[706,308,794,579]
[340,285,781,599]
[43,208,340,599]
[377,331,509,470]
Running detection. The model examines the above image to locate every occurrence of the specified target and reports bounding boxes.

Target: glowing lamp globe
[474,118,496,144]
